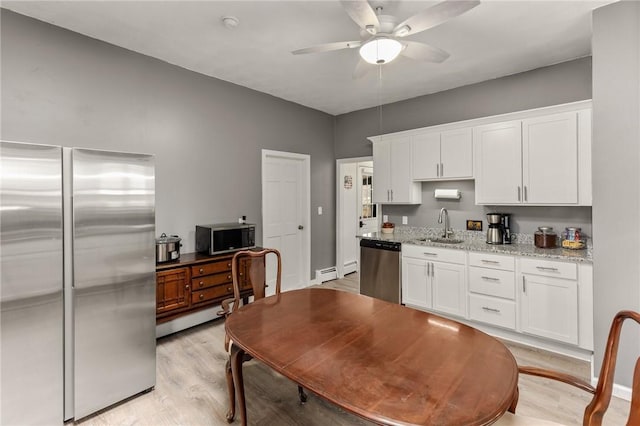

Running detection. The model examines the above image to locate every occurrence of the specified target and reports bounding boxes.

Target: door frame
[261,149,311,287]
[336,156,373,279]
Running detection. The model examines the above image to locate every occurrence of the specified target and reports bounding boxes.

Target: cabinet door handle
[524,186,528,202]
[522,276,526,293]
[436,163,439,177]
[517,186,521,202]
[536,266,559,272]
[390,189,393,201]
[387,189,390,201]
[481,276,500,282]
[482,306,501,313]
[440,162,444,176]
[481,259,499,265]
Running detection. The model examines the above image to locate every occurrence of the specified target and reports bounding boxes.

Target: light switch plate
[383,215,389,222]
[318,206,323,215]
[402,216,408,225]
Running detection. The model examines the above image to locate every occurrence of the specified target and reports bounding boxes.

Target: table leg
[230,344,247,426]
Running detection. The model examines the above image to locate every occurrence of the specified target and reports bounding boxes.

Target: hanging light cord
[377,64,383,134]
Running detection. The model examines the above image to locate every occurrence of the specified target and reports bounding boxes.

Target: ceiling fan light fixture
[359,38,403,65]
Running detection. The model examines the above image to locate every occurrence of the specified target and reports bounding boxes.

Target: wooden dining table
[225,288,519,425]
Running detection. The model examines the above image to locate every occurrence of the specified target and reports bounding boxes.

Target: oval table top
[226,288,518,425]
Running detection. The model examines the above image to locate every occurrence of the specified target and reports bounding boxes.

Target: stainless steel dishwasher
[359,239,401,303]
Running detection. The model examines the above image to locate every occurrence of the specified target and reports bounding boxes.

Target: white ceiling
[2,0,614,115]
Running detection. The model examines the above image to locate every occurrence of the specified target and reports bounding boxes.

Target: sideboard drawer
[192,284,233,305]
[191,259,232,278]
[192,271,233,290]
[469,294,516,330]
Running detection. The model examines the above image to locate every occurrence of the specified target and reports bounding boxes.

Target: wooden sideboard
[155,250,262,323]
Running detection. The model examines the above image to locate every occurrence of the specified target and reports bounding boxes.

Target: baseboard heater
[315,266,337,283]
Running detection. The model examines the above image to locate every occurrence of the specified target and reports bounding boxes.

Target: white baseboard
[156,306,221,338]
[591,377,632,402]
[315,266,338,283]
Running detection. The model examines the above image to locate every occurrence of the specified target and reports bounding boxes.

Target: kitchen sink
[428,237,464,244]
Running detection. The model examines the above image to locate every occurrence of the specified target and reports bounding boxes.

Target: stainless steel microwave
[195,223,256,255]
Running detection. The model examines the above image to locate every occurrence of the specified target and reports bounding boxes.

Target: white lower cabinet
[468,253,516,330]
[401,245,466,317]
[519,258,579,345]
[402,256,432,309]
[401,247,593,352]
[431,262,466,318]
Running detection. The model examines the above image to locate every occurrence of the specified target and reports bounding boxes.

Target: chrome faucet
[438,208,453,238]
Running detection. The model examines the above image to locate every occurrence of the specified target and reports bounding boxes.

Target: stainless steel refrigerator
[1,141,156,424]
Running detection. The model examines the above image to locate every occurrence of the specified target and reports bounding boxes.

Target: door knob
[298,225,304,230]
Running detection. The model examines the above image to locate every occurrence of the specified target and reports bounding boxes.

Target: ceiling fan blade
[393,0,480,37]
[340,0,380,33]
[292,40,361,55]
[353,59,370,79]
[400,41,450,63]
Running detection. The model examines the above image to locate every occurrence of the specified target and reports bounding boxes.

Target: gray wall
[592,1,640,389]
[0,10,336,277]
[335,58,593,237]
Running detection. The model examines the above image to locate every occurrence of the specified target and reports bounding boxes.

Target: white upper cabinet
[371,135,422,204]
[412,128,473,181]
[474,106,592,206]
[523,112,578,204]
[474,120,522,204]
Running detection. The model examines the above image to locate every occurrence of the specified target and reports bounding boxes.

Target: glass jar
[534,226,557,248]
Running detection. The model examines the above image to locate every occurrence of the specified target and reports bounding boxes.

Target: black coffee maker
[502,214,512,244]
[486,213,512,245]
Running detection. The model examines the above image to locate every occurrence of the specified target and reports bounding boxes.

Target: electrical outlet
[402,216,408,225]
[318,206,323,215]
[383,215,389,222]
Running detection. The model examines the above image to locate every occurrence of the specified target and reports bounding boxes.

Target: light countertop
[358,228,592,263]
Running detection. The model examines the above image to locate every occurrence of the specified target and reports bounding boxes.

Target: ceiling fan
[292,0,480,78]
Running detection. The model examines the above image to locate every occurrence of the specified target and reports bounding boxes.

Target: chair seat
[495,412,564,426]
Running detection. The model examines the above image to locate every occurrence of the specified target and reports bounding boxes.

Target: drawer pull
[423,252,438,256]
[481,260,500,264]
[227,275,231,280]
[199,281,204,287]
[482,306,501,313]
[481,276,500,282]
[227,263,231,268]
[199,293,204,300]
[535,266,559,272]
[185,285,190,290]
[227,287,232,292]
[199,268,204,274]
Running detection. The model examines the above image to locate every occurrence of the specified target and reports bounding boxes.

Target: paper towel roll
[434,189,461,199]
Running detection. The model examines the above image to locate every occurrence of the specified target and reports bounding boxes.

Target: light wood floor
[78,273,630,425]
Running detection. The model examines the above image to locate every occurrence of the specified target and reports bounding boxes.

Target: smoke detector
[222,16,239,29]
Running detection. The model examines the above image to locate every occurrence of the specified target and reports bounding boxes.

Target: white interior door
[262,150,310,294]
[336,157,375,279]
[357,163,377,234]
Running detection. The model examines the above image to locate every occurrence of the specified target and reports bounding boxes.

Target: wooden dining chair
[497,310,640,426]
[218,248,307,423]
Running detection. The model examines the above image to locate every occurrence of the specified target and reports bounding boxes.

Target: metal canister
[565,227,581,241]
